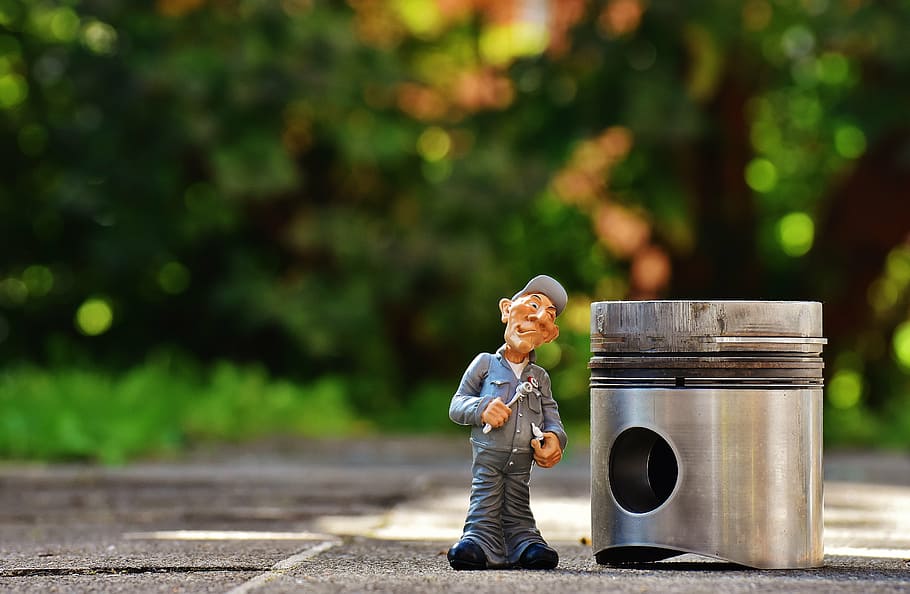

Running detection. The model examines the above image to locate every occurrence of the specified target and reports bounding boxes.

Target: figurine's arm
[530,371,567,468]
[537,371,568,450]
[449,353,494,427]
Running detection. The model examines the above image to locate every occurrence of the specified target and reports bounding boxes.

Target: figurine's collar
[496,344,536,364]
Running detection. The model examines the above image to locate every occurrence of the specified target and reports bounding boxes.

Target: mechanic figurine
[447,275,568,570]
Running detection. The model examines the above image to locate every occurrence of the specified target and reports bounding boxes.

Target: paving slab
[0,437,908,593]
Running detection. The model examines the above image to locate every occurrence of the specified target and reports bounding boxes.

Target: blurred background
[1,0,908,463]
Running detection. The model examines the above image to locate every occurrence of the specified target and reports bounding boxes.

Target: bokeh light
[789,95,822,130]
[631,245,671,295]
[81,20,118,55]
[416,126,451,162]
[562,298,593,334]
[0,278,27,305]
[158,262,191,295]
[22,265,54,297]
[827,369,863,409]
[598,0,646,38]
[397,82,447,120]
[815,52,849,85]
[886,247,910,286]
[0,72,27,109]
[894,322,910,371]
[595,204,650,257]
[781,25,814,59]
[479,22,548,66]
[393,0,442,39]
[30,6,80,42]
[535,341,562,369]
[776,212,814,257]
[868,278,900,313]
[75,298,114,336]
[684,25,721,100]
[745,158,778,193]
[834,124,866,159]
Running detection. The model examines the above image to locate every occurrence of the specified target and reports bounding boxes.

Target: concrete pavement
[1,437,909,592]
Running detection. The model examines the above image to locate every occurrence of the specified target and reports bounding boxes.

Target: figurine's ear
[499,298,512,323]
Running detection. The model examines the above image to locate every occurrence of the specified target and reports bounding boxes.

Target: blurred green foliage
[1,1,910,460]
[0,357,359,464]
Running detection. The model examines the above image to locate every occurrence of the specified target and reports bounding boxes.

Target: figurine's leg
[459,446,509,567]
[502,455,549,567]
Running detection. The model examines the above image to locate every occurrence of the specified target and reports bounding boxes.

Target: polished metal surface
[590,300,825,569]
[591,387,824,568]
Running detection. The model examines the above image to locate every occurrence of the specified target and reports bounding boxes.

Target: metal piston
[590,301,825,569]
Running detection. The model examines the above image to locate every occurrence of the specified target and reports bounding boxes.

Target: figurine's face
[499,292,560,356]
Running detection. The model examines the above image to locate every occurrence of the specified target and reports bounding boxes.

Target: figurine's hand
[531,432,562,468]
[481,398,512,429]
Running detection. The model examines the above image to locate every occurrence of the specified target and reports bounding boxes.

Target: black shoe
[518,543,559,570]
[447,539,488,570]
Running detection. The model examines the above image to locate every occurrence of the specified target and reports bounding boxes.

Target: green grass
[0,359,364,464]
[824,395,910,449]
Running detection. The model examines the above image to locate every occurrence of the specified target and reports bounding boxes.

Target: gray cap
[512,275,568,317]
